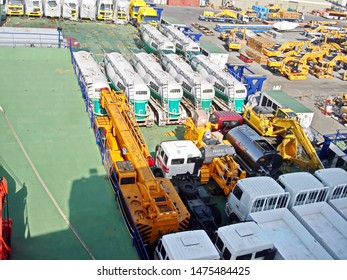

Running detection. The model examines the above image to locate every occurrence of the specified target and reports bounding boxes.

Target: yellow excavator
[243,106,324,171]
[183,110,246,195]
[310,54,347,79]
[225,28,242,52]
[263,41,308,57]
[278,49,329,80]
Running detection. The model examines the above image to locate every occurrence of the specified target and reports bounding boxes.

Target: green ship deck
[0,47,138,260]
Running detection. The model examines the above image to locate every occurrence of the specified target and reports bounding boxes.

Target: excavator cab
[275,108,299,121]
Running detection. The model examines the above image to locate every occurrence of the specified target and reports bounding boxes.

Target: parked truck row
[4,0,162,23]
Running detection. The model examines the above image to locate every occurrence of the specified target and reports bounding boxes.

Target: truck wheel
[179,182,198,198]
[211,206,222,225]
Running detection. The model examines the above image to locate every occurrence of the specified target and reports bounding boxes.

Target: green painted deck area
[3,17,140,62]
[0,47,138,260]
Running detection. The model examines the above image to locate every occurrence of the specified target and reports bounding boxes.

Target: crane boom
[99,88,190,244]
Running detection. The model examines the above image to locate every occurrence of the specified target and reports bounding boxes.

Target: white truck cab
[155,230,220,260]
[214,222,276,260]
[225,176,290,221]
[314,168,347,221]
[155,140,202,179]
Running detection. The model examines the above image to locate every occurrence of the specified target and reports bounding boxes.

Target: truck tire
[179,181,198,198]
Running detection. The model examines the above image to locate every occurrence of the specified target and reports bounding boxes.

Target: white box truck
[277,172,347,260]
[314,168,347,221]
[226,176,333,259]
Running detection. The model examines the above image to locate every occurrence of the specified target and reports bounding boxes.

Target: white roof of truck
[278,172,325,192]
[314,168,347,188]
[160,140,201,157]
[217,222,273,255]
[162,230,220,260]
[237,177,285,198]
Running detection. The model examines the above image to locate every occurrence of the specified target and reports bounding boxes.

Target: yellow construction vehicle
[279,56,310,80]
[306,20,338,27]
[183,110,246,196]
[278,50,329,80]
[243,106,324,171]
[97,88,190,245]
[266,4,283,13]
[267,50,299,72]
[225,29,241,52]
[220,27,246,41]
[311,54,347,79]
[263,41,307,57]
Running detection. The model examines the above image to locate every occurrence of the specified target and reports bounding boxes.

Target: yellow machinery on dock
[96,88,190,245]
[243,106,324,171]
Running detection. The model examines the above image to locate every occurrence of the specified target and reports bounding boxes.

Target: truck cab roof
[160,230,220,260]
[217,222,274,256]
[237,177,286,198]
[314,168,347,188]
[278,172,325,192]
[159,140,202,158]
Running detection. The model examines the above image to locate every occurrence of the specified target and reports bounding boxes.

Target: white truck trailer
[190,54,247,113]
[139,24,176,55]
[79,0,96,20]
[103,52,154,127]
[314,168,347,221]
[226,176,333,259]
[131,52,186,126]
[161,53,215,115]
[154,230,220,260]
[43,0,61,17]
[277,172,347,260]
[62,0,79,20]
[159,24,200,61]
[72,50,110,115]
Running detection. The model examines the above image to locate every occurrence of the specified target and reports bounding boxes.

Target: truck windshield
[101,4,113,11]
[9,0,23,4]
[143,16,157,22]
[47,1,57,7]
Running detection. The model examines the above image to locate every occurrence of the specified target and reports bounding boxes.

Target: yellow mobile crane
[243,106,324,171]
[183,110,246,195]
[97,88,190,245]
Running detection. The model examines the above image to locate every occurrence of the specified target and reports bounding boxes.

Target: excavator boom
[243,107,324,171]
